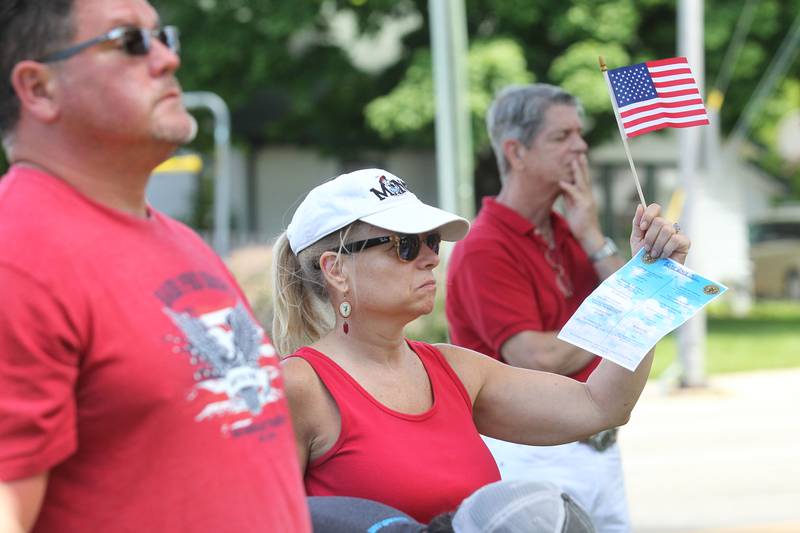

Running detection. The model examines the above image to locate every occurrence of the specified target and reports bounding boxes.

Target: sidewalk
[620,369,800,533]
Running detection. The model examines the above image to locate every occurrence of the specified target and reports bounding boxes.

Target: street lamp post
[183,91,232,257]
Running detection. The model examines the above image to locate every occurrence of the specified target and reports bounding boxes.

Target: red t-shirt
[290,341,501,523]
[0,166,310,532]
[446,197,601,382]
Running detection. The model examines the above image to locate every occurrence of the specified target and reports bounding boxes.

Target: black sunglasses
[316,233,442,268]
[38,26,180,63]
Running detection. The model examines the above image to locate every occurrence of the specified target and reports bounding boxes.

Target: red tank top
[289,340,500,523]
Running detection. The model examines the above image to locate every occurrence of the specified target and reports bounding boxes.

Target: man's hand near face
[559,153,624,280]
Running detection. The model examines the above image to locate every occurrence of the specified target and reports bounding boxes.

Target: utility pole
[677,0,707,387]
[429,0,474,218]
[705,0,758,318]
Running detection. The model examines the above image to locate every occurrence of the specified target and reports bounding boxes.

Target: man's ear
[319,251,349,294]
[10,60,60,123]
[503,138,525,171]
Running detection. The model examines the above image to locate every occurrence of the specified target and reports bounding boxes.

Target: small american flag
[608,56,709,138]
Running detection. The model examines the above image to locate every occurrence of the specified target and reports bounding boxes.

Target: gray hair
[486,84,581,179]
[0,0,76,142]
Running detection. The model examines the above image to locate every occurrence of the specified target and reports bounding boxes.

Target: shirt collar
[480,197,534,235]
[480,197,571,243]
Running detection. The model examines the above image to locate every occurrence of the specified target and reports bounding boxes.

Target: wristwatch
[588,237,619,262]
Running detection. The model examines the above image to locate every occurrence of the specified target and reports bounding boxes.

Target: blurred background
[2,1,798,530]
[100,0,797,372]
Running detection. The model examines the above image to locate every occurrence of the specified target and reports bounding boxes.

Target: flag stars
[609,63,658,106]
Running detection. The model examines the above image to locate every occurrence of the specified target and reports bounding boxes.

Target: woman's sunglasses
[317,233,442,267]
[38,26,180,63]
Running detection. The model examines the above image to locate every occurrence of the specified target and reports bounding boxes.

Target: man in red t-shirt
[446,84,630,532]
[0,1,309,531]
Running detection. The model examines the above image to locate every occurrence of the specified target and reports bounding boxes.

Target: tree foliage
[1,0,797,195]
[365,38,533,149]
[357,0,799,195]
[155,0,418,157]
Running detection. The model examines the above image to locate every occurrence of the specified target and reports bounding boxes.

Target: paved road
[620,369,800,533]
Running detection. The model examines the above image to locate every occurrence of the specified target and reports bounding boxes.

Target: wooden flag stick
[599,56,647,208]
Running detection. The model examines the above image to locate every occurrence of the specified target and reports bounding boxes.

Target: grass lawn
[650,300,800,377]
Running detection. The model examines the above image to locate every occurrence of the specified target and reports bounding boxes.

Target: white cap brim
[360,198,470,241]
[287,169,471,254]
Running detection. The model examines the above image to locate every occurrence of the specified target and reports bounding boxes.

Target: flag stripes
[608,56,709,137]
[618,98,705,117]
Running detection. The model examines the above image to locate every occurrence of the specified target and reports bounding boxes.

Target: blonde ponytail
[271,232,333,355]
[271,222,368,355]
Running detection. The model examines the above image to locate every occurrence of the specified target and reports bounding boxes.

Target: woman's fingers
[638,203,661,232]
[661,233,691,259]
[642,217,690,258]
[648,221,676,257]
[632,204,645,230]
[630,203,691,263]
[631,203,659,243]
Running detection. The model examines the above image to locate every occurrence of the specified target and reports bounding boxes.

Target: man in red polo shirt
[446,84,629,532]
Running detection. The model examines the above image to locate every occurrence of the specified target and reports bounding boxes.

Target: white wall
[250,146,437,241]
[253,146,340,242]
[146,170,197,220]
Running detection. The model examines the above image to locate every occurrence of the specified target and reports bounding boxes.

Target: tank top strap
[405,340,473,412]
[284,347,361,410]
[287,343,473,423]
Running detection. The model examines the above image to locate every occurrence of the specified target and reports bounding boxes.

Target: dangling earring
[339,295,352,335]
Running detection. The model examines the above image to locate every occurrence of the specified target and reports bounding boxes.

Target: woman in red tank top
[272,168,690,522]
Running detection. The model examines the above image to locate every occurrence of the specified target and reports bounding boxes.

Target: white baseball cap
[286,168,470,254]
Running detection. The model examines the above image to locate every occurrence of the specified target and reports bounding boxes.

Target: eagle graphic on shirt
[165,302,282,433]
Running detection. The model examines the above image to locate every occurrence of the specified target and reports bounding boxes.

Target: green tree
[156,0,419,158]
[365,38,534,150]
[3,0,798,197]
[358,0,800,197]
